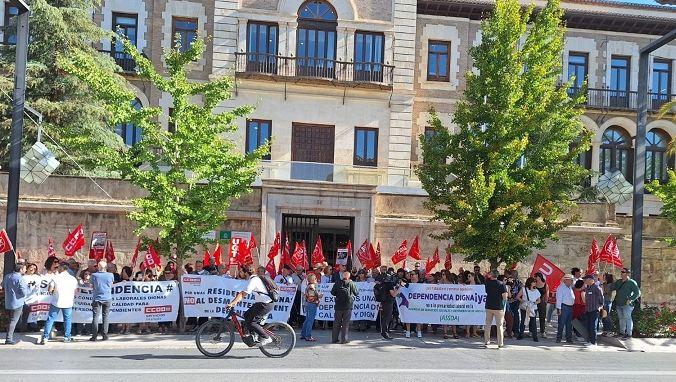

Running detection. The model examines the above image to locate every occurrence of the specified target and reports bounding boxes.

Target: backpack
[332,280,353,308]
[257,275,280,303]
[373,283,387,303]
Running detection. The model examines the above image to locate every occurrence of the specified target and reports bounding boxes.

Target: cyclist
[226,265,275,346]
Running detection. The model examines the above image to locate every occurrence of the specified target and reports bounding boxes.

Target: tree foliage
[648,173,676,246]
[60,36,268,260]
[0,0,123,174]
[417,0,590,269]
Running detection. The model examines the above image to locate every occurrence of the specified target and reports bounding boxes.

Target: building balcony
[100,50,138,73]
[257,160,394,186]
[235,52,395,89]
[568,87,676,112]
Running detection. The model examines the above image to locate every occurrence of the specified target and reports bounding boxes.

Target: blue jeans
[585,310,599,344]
[616,304,634,336]
[301,303,318,339]
[556,304,573,341]
[601,300,613,332]
[509,302,521,336]
[43,305,72,340]
[546,303,557,323]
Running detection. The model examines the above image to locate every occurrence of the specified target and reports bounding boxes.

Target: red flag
[0,229,13,254]
[62,224,85,256]
[47,238,57,257]
[530,254,565,292]
[425,247,441,274]
[367,242,379,269]
[278,236,292,273]
[130,238,141,268]
[409,236,422,260]
[291,240,308,270]
[600,235,614,263]
[586,238,600,275]
[203,248,212,266]
[391,240,408,265]
[311,236,325,265]
[236,240,253,266]
[444,245,453,270]
[609,236,623,268]
[265,257,277,279]
[105,241,115,262]
[268,233,281,260]
[213,243,223,266]
[373,242,382,268]
[248,233,257,250]
[356,240,371,268]
[143,244,162,270]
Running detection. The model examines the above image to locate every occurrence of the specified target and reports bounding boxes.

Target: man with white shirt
[39,263,78,344]
[192,261,209,276]
[274,266,294,285]
[555,274,575,344]
[227,266,276,346]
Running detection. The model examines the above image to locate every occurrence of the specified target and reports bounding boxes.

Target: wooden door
[291,123,335,181]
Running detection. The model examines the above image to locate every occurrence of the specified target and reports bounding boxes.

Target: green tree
[648,174,676,245]
[417,0,590,270]
[0,0,122,174]
[61,37,268,327]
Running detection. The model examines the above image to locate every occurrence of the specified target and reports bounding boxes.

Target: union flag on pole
[105,241,116,262]
[367,242,380,269]
[311,235,325,265]
[265,256,277,279]
[62,224,85,257]
[47,238,57,257]
[203,247,212,266]
[391,240,408,265]
[236,240,253,266]
[600,235,614,263]
[248,233,257,251]
[0,229,13,254]
[142,244,162,270]
[268,233,281,260]
[213,243,224,266]
[373,242,382,269]
[586,238,600,275]
[291,240,308,270]
[130,238,141,268]
[356,240,371,268]
[425,247,441,274]
[608,236,623,268]
[278,236,292,273]
[444,245,453,270]
[409,236,422,260]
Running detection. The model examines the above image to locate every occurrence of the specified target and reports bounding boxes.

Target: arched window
[600,126,633,182]
[646,129,671,183]
[296,0,337,78]
[115,98,143,146]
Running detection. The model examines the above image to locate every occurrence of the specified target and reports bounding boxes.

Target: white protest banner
[181,275,296,322]
[302,282,379,321]
[396,283,486,325]
[24,274,54,322]
[26,276,179,323]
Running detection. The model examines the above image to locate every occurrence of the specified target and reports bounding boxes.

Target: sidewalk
[4,327,670,352]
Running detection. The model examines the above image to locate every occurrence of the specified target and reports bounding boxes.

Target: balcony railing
[568,87,675,112]
[235,52,394,87]
[100,50,137,73]
[258,160,391,186]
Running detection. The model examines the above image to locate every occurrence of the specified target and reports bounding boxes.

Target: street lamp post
[631,28,676,289]
[3,0,30,276]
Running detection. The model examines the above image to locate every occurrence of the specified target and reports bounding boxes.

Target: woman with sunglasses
[517,277,541,342]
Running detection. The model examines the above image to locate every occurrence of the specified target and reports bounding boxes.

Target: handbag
[519,288,530,311]
[522,289,537,317]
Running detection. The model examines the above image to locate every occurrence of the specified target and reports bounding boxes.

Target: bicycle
[195,307,296,358]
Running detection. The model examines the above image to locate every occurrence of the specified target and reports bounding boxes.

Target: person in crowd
[321,265,332,284]
[379,269,401,340]
[192,260,209,275]
[274,266,294,285]
[498,275,514,338]
[484,269,508,348]
[507,270,522,339]
[572,279,586,325]
[158,268,176,334]
[611,267,641,339]
[331,265,347,283]
[546,289,557,325]
[369,268,379,282]
[43,256,60,276]
[473,265,485,285]
[413,262,422,275]
[403,271,423,339]
[117,266,134,334]
[464,273,479,338]
[330,271,359,344]
[600,273,615,336]
[439,269,459,339]
[184,263,194,275]
[300,273,322,341]
[582,274,604,346]
[290,266,305,327]
[572,267,582,283]
[66,259,80,277]
[90,260,113,341]
[107,263,121,283]
[3,262,28,345]
[86,259,97,274]
[227,265,276,347]
[556,274,575,343]
[517,276,541,342]
[134,271,144,281]
[39,263,78,344]
[534,272,548,338]
[354,271,369,332]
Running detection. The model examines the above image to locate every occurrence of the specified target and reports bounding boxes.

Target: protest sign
[181,275,296,322]
[396,283,486,325]
[301,282,379,321]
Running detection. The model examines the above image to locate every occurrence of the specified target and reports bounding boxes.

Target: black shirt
[485,279,507,310]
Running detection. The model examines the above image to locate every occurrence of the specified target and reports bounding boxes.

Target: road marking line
[1,369,676,376]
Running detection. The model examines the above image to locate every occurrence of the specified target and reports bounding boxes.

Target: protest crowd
[1,229,642,350]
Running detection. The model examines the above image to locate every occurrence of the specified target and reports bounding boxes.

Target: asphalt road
[1,345,675,382]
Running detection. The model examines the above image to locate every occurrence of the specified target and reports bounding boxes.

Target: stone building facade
[1,1,676,303]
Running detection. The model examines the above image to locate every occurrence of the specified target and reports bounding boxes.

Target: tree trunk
[176,256,187,333]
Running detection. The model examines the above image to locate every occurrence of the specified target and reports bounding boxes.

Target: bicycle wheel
[259,322,296,358]
[195,318,235,357]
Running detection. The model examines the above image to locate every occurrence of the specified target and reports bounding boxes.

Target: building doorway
[282,214,352,266]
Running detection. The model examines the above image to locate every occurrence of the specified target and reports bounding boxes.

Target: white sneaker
[417,331,422,338]
[405,331,411,338]
[542,332,547,339]
[259,337,273,346]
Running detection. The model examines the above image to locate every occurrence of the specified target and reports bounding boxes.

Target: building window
[646,129,671,183]
[427,41,450,82]
[172,17,198,52]
[246,119,272,160]
[354,127,378,167]
[3,4,18,45]
[296,0,337,79]
[652,58,672,110]
[600,126,632,183]
[246,22,278,74]
[115,99,143,146]
[610,56,631,108]
[354,31,384,82]
[567,52,588,91]
[112,13,138,72]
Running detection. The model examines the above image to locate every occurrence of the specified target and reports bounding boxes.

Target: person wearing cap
[582,274,604,346]
[610,267,641,339]
[66,259,80,277]
[484,269,508,348]
[555,274,575,343]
